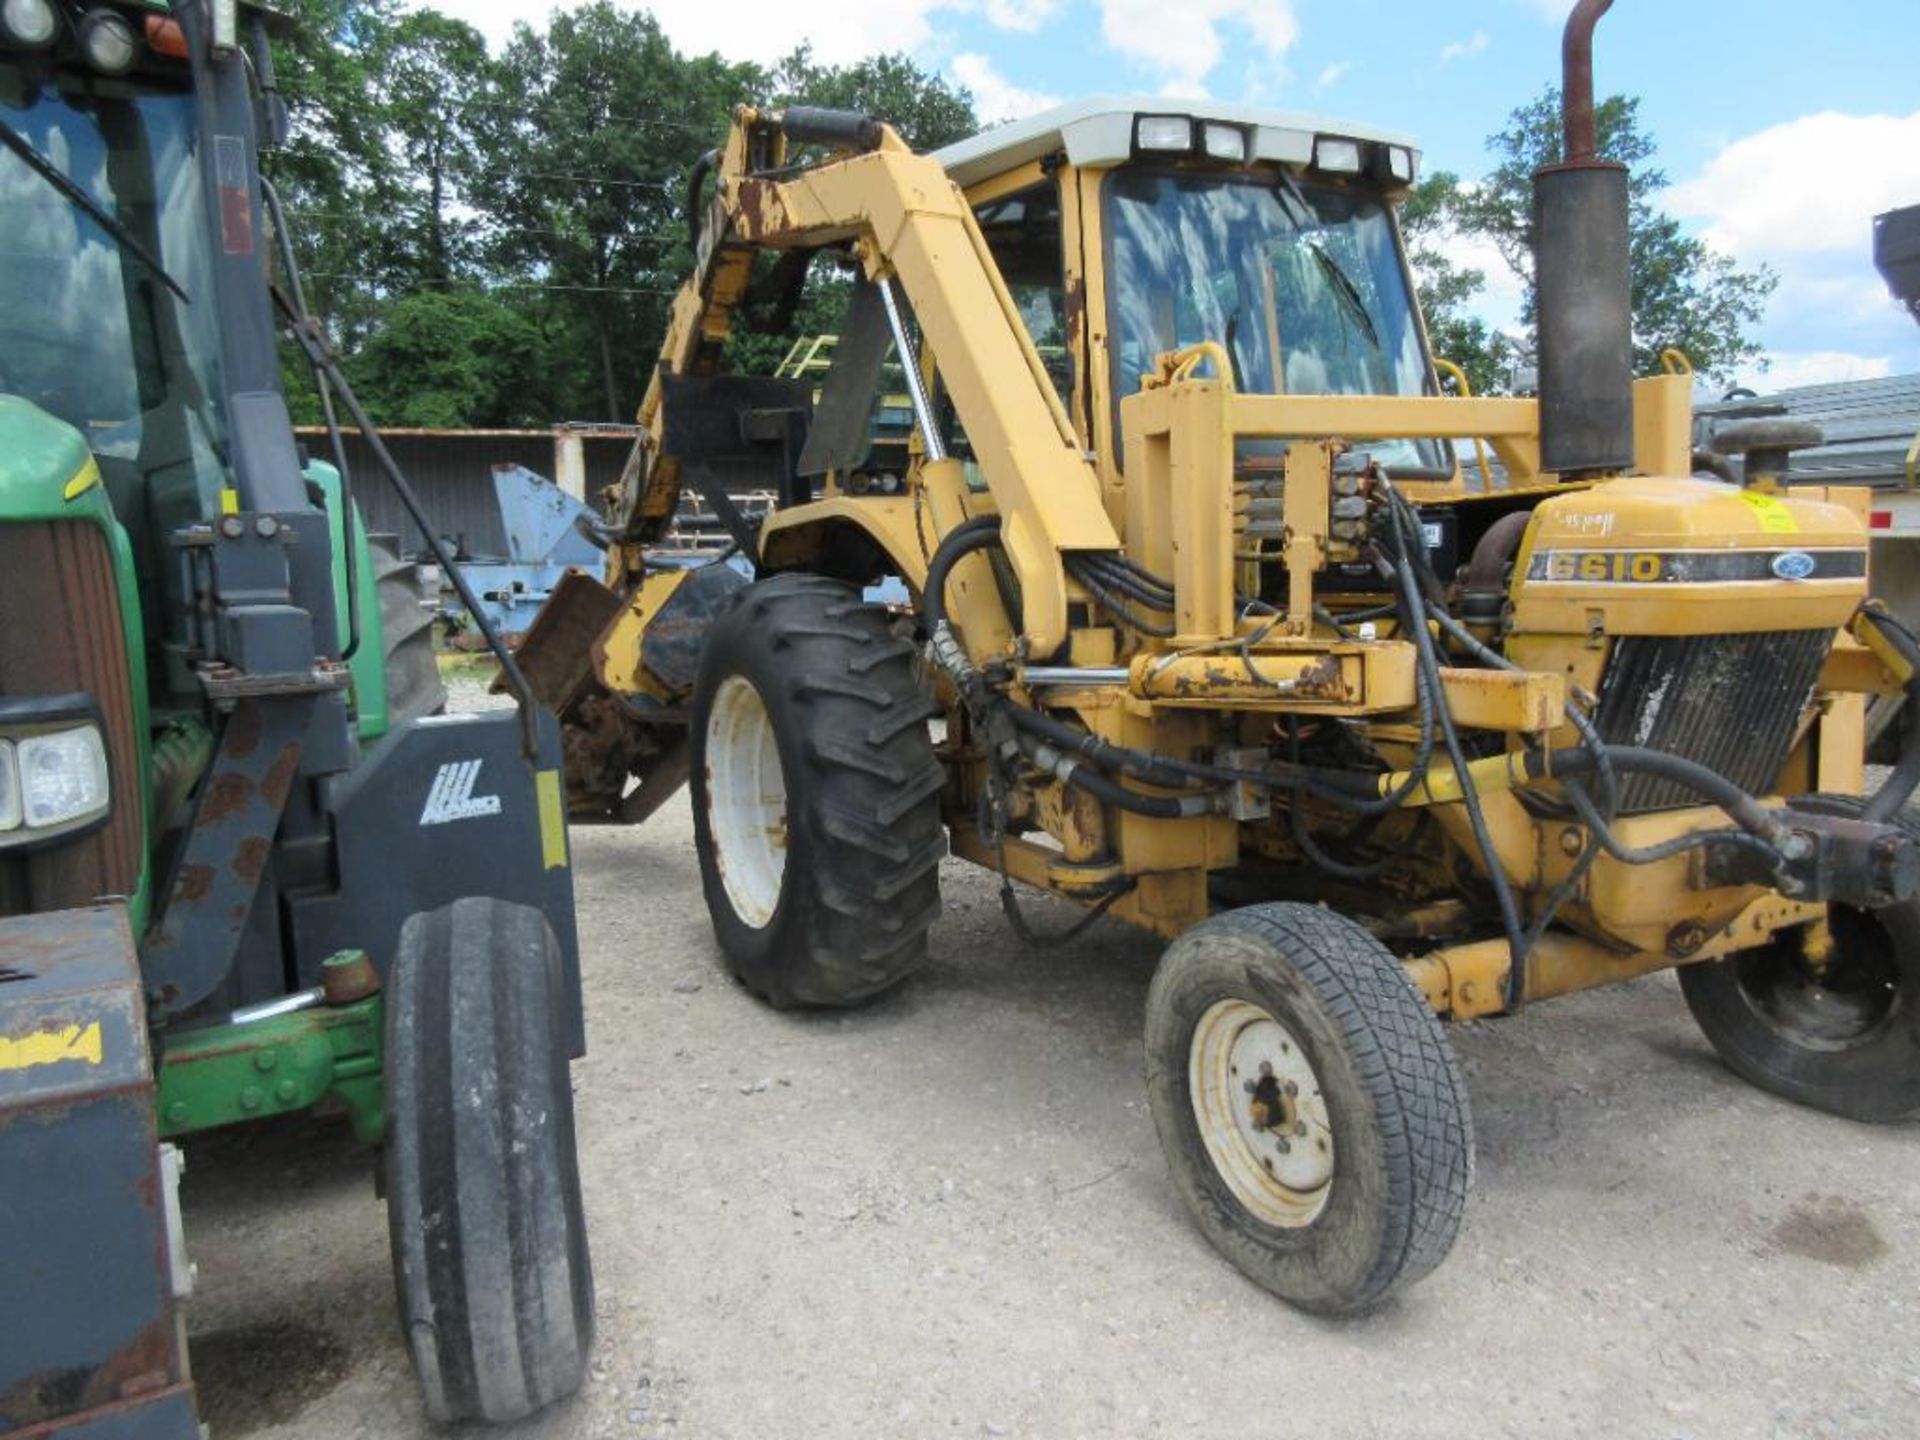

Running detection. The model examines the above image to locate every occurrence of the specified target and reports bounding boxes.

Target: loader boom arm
[611,106,1121,658]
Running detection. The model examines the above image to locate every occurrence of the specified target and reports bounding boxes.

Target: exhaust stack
[1533,0,1633,477]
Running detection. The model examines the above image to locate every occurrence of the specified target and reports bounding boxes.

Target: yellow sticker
[536,768,569,870]
[63,461,100,501]
[1737,489,1798,534]
[219,487,240,515]
[0,1021,104,1072]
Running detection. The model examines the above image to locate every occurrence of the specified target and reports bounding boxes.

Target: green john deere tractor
[0,1,593,1431]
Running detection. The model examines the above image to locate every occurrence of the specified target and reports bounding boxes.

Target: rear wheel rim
[705,674,787,928]
[1734,907,1903,1050]
[1189,998,1334,1227]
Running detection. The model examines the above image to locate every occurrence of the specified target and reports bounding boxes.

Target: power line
[299,270,681,297]
[448,94,729,142]
[285,208,690,248]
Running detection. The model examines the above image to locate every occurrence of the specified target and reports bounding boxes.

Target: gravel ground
[178,681,1920,1439]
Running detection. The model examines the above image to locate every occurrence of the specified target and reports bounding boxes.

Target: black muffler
[1534,0,1634,478]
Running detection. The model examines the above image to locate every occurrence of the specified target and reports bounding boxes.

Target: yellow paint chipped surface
[0,1021,104,1071]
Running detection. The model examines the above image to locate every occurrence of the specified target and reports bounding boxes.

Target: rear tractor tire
[690,573,944,1008]
[386,897,594,1424]
[1679,793,1920,1123]
[1145,903,1473,1315]
[369,535,447,729]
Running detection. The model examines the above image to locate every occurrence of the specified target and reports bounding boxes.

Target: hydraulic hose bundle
[916,496,1920,1002]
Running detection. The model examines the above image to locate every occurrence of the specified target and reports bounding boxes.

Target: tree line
[270,1,1771,430]
[269,0,976,427]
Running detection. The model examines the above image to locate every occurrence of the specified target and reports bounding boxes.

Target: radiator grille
[1593,630,1831,813]
[0,522,142,914]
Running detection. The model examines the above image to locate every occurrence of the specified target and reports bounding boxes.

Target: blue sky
[435,0,1920,389]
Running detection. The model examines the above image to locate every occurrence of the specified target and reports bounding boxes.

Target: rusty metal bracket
[142,696,313,1022]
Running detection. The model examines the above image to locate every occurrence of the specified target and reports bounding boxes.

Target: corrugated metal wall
[1695,374,1920,489]
[295,428,633,557]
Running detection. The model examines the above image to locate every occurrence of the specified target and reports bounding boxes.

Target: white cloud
[1661,110,1920,384]
[950,53,1060,123]
[1158,79,1214,102]
[422,0,951,66]
[1737,351,1894,392]
[1665,110,1920,258]
[982,0,1061,32]
[1439,31,1489,64]
[1096,0,1299,94]
[1314,61,1350,91]
[1430,225,1528,332]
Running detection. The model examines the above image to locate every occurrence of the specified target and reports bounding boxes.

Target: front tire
[1145,903,1472,1315]
[690,573,944,1008]
[386,897,594,1424]
[1679,794,1920,1122]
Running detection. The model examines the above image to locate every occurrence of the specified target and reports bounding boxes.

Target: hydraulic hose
[921,516,1004,694]
[685,149,719,250]
[1017,732,1213,819]
[1533,747,1792,848]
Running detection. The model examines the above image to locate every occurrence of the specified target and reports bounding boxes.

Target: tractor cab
[931,97,1447,482]
[0,3,258,705]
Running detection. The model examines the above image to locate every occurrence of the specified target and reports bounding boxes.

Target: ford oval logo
[1771,551,1817,581]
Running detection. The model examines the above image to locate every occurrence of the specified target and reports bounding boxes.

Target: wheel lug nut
[1258,1061,1273,1077]
[1284,1080,1298,1097]
[1242,1080,1256,1095]
[1294,1121,1307,1136]
[1276,1139,1291,1155]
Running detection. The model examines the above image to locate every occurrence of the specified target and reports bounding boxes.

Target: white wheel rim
[704,674,788,927]
[1188,998,1334,1227]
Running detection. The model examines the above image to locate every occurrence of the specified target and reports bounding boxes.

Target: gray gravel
[180,726,1920,1438]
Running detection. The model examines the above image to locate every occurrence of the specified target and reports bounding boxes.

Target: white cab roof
[932,95,1420,188]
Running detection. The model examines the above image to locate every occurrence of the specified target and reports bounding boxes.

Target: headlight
[1201,123,1248,163]
[1383,145,1415,184]
[0,0,59,49]
[0,742,18,832]
[1313,136,1363,174]
[16,725,110,831]
[77,8,139,75]
[1135,116,1194,153]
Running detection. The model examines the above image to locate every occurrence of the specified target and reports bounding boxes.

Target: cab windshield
[0,67,227,479]
[1105,170,1447,474]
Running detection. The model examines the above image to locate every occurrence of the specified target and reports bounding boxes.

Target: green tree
[1445,89,1776,383]
[1399,171,1514,396]
[472,2,754,420]
[767,46,976,151]
[351,289,546,426]
[376,10,492,284]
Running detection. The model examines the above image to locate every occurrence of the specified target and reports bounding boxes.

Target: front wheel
[386,897,594,1424]
[1145,903,1472,1315]
[1679,794,1920,1122]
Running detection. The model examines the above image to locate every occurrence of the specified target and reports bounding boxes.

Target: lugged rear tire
[690,572,944,1008]
[370,536,447,729]
[386,896,594,1424]
[1679,793,1920,1122]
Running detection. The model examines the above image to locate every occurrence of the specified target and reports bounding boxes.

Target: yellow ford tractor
[520,0,1920,1313]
